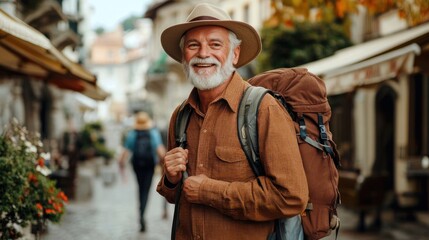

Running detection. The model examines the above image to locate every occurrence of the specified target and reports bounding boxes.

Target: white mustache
[189,57,220,67]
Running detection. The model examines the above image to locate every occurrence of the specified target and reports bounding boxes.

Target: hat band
[189,16,219,22]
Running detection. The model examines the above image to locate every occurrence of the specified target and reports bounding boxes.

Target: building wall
[0,79,24,130]
[353,88,376,175]
[0,0,90,137]
[87,18,152,122]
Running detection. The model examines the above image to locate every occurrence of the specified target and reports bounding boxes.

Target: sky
[89,0,153,30]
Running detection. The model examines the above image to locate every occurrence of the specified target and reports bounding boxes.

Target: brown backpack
[174,68,341,240]
[242,68,341,240]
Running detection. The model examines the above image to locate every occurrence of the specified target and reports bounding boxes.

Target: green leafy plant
[79,121,114,160]
[0,120,68,239]
[257,21,352,73]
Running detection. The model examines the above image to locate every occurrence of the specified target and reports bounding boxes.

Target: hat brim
[161,20,261,68]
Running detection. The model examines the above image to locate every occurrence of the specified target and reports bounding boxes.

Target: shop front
[302,22,429,227]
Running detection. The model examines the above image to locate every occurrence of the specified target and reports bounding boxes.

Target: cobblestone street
[41,164,174,240]
[39,162,429,240]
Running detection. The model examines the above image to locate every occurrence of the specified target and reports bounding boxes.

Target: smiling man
[157,3,309,240]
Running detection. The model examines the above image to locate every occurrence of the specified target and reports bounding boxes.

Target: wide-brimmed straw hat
[134,112,153,130]
[161,3,262,68]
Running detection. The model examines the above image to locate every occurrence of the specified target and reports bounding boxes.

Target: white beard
[183,52,236,90]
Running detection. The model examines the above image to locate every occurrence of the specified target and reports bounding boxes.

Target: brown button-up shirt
[157,72,308,240]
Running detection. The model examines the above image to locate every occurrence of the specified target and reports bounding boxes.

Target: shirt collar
[222,71,249,113]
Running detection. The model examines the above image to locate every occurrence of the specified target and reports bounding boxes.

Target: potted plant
[0,120,68,240]
[79,121,114,162]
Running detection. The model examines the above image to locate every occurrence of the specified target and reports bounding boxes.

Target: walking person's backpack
[132,130,154,168]
[173,68,341,240]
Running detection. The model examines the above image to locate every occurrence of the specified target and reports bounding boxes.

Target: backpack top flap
[248,68,330,114]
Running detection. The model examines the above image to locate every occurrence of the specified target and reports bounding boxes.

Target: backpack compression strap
[298,113,341,168]
[297,114,325,152]
[171,101,192,240]
[317,113,336,159]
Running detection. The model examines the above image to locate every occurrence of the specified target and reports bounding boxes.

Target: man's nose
[197,45,210,58]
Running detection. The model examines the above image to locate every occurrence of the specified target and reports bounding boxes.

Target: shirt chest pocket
[213,146,254,181]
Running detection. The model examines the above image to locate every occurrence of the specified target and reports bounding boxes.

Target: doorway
[374,85,397,191]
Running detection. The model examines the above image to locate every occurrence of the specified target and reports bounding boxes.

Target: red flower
[45,209,56,214]
[53,202,63,212]
[37,157,45,167]
[35,203,44,218]
[28,173,37,183]
[36,203,43,210]
[58,191,68,203]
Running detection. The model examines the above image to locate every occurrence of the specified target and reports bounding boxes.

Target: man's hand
[183,174,208,203]
[163,147,188,185]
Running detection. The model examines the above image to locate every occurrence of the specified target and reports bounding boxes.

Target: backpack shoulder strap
[172,100,192,240]
[237,86,272,177]
[238,86,284,240]
[175,100,193,148]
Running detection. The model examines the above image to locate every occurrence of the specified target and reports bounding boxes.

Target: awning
[0,9,108,101]
[323,44,420,95]
[301,21,429,76]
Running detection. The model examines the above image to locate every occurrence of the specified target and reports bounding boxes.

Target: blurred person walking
[119,111,166,232]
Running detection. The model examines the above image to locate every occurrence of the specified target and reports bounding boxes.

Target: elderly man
[157,3,308,240]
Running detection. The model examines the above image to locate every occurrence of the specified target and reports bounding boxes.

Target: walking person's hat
[134,112,153,130]
[160,3,262,68]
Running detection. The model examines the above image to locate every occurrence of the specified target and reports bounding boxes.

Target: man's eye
[187,44,198,49]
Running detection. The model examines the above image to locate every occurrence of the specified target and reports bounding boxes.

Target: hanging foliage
[266,0,429,27]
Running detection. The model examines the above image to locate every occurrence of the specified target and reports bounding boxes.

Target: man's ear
[233,46,240,65]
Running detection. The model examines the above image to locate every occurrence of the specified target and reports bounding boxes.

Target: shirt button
[203,129,207,133]
[199,164,203,167]
[196,235,201,239]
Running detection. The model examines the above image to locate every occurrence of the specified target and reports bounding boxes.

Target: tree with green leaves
[258,21,352,73]
[94,27,105,35]
[121,15,140,32]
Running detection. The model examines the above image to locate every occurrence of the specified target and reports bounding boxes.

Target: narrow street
[41,163,174,240]
[39,161,429,240]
